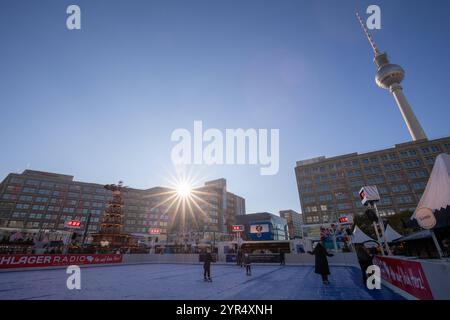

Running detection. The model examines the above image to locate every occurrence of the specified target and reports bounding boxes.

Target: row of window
[303,182,425,205]
[300,168,429,187]
[124,227,167,234]
[7,220,99,231]
[1,193,108,205]
[298,145,449,176]
[303,195,416,213]
[8,178,108,193]
[300,169,428,191]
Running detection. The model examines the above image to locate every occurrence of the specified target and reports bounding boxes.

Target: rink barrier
[285,253,360,267]
[122,253,200,264]
[373,255,450,300]
[0,253,122,270]
[0,252,361,271]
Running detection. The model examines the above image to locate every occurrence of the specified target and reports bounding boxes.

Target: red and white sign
[66,220,81,228]
[338,216,349,223]
[359,186,380,205]
[148,228,161,235]
[373,256,433,300]
[231,225,244,232]
[0,254,123,269]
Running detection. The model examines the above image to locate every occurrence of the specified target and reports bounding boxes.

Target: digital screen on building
[249,223,271,240]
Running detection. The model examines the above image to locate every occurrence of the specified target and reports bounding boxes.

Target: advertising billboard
[0,254,123,269]
[373,256,433,300]
[249,223,271,240]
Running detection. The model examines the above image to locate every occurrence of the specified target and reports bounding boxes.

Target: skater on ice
[279,250,285,266]
[203,248,214,282]
[243,251,252,276]
[308,242,333,285]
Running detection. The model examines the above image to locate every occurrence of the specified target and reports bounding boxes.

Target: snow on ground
[0,264,403,300]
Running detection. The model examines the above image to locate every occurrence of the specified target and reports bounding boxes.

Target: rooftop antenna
[356,11,381,56]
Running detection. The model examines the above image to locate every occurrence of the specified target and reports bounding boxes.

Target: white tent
[412,153,450,220]
[384,224,402,242]
[351,225,376,244]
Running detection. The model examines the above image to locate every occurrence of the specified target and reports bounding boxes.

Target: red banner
[0,254,123,269]
[373,256,433,300]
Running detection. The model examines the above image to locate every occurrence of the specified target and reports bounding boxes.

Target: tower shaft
[390,83,427,140]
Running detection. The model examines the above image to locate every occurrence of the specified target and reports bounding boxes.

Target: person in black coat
[203,249,214,282]
[243,252,252,276]
[308,242,334,284]
[356,245,373,285]
[237,249,243,267]
[279,251,286,265]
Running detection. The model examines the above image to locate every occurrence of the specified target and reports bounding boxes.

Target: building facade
[295,136,450,225]
[279,209,302,239]
[0,170,245,242]
[235,212,289,241]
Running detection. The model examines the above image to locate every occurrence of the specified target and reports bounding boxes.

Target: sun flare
[176,182,192,198]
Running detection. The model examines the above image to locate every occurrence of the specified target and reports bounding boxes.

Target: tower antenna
[356,12,380,56]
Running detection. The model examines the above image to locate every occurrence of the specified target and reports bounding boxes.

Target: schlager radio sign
[0,254,123,269]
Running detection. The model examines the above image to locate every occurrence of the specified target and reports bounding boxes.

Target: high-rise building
[279,209,302,239]
[295,137,450,225]
[0,170,245,242]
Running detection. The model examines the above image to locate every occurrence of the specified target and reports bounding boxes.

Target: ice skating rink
[0,264,403,300]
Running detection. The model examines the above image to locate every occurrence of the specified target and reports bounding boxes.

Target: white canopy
[384,224,402,242]
[351,225,376,244]
[412,153,450,219]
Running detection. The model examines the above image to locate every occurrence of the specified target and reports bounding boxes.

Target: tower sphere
[375,63,405,89]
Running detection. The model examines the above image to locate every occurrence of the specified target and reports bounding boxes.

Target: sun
[176,182,192,198]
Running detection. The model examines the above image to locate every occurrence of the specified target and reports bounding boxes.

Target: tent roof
[351,225,376,244]
[412,153,450,219]
[384,224,403,242]
[394,230,431,242]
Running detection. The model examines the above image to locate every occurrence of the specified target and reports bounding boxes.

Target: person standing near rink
[356,245,373,285]
[237,248,243,267]
[243,252,252,276]
[279,250,286,265]
[308,242,334,285]
[203,248,214,282]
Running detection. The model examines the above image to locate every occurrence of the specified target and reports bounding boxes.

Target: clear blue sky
[1,0,450,215]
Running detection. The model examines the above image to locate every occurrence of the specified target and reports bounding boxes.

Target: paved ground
[0,264,403,300]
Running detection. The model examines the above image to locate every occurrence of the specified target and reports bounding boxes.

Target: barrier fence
[1,253,449,300]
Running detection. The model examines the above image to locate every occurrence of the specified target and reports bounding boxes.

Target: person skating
[308,242,333,285]
[356,245,373,285]
[203,249,214,282]
[237,249,243,267]
[279,251,285,265]
[243,252,252,276]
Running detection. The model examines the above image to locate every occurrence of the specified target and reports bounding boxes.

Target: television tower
[356,12,427,141]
